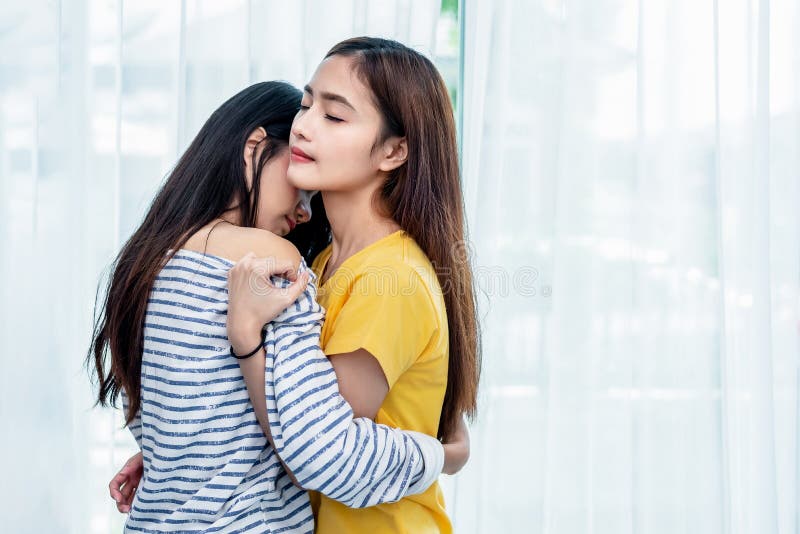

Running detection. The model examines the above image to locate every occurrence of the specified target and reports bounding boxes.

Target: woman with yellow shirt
[228,37,481,532]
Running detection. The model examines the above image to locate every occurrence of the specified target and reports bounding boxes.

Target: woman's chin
[286,168,317,190]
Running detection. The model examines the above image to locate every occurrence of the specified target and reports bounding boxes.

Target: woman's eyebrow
[304,84,356,111]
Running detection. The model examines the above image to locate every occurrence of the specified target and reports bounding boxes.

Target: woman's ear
[378,136,408,172]
[244,127,268,164]
[243,127,268,186]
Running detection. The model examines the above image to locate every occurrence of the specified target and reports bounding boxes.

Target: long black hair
[87,81,330,424]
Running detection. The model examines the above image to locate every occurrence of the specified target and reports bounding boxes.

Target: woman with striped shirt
[90,81,464,533]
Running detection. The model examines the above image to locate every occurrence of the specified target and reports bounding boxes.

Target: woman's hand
[442,414,470,475]
[109,451,143,513]
[226,252,309,353]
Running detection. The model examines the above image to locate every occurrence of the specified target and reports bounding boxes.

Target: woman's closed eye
[299,101,343,123]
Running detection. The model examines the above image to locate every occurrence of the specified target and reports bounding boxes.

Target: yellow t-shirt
[309,229,451,534]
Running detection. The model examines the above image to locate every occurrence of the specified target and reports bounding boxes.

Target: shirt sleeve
[120,388,143,450]
[260,267,444,508]
[323,265,439,387]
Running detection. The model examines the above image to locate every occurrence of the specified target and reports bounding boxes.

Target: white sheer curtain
[0,1,439,532]
[455,0,799,533]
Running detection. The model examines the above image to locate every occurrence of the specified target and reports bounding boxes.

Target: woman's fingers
[116,485,133,513]
[110,452,143,513]
[286,271,310,302]
[120,478,136,501]
[229,255,300,287]
[117,498,132,513]
[253,269,308,309]
[255,257,300,282]
[227,254,309,332]
[109,471,136,513]
[109,470,129,502]
[113,477,137,513]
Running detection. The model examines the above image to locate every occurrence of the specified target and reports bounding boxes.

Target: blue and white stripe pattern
[120,249,443,533]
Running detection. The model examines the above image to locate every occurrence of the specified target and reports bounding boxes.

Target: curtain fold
[457,0,799,533]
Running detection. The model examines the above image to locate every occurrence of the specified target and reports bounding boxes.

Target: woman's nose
[294,191,314,223]
[291,111,309,141]
[295,203,310,223]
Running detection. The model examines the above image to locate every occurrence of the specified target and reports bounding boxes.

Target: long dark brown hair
[87,81,320,425]
[326,37,481,440]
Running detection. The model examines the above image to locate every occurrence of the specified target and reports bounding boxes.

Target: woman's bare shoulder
[184,224,301,265]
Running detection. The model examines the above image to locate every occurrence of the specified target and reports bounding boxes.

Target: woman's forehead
[307,55,374,108]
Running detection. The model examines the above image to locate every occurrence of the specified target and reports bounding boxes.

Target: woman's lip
[290,147,314,163]
[285,216,297,231]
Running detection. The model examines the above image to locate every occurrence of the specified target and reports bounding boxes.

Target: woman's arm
[328,350,470,475]
[262,303,441,507]
[110,391,144,513]
[227,258,444,507]
[326,349,388,418]
[442,413,470,475]
[109,451,142,513]
[226,252,310,436]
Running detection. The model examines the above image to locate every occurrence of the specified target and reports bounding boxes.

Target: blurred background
[0,0,798,533]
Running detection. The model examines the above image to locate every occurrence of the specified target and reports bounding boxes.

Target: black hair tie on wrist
[230,327,267,360]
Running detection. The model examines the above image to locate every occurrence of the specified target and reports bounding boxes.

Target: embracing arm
[227,258,445,507]
[324,349,470,475]
[231,313,443,507]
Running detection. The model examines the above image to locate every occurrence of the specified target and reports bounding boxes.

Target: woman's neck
[322,187,401,268]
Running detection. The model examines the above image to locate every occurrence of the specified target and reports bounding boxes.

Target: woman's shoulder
[369,231,436,277]
[184,223,301,265]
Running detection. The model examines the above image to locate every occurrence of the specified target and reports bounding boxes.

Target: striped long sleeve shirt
[120,249,443,533]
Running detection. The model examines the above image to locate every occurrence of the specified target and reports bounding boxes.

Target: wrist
[229,324,264,355]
